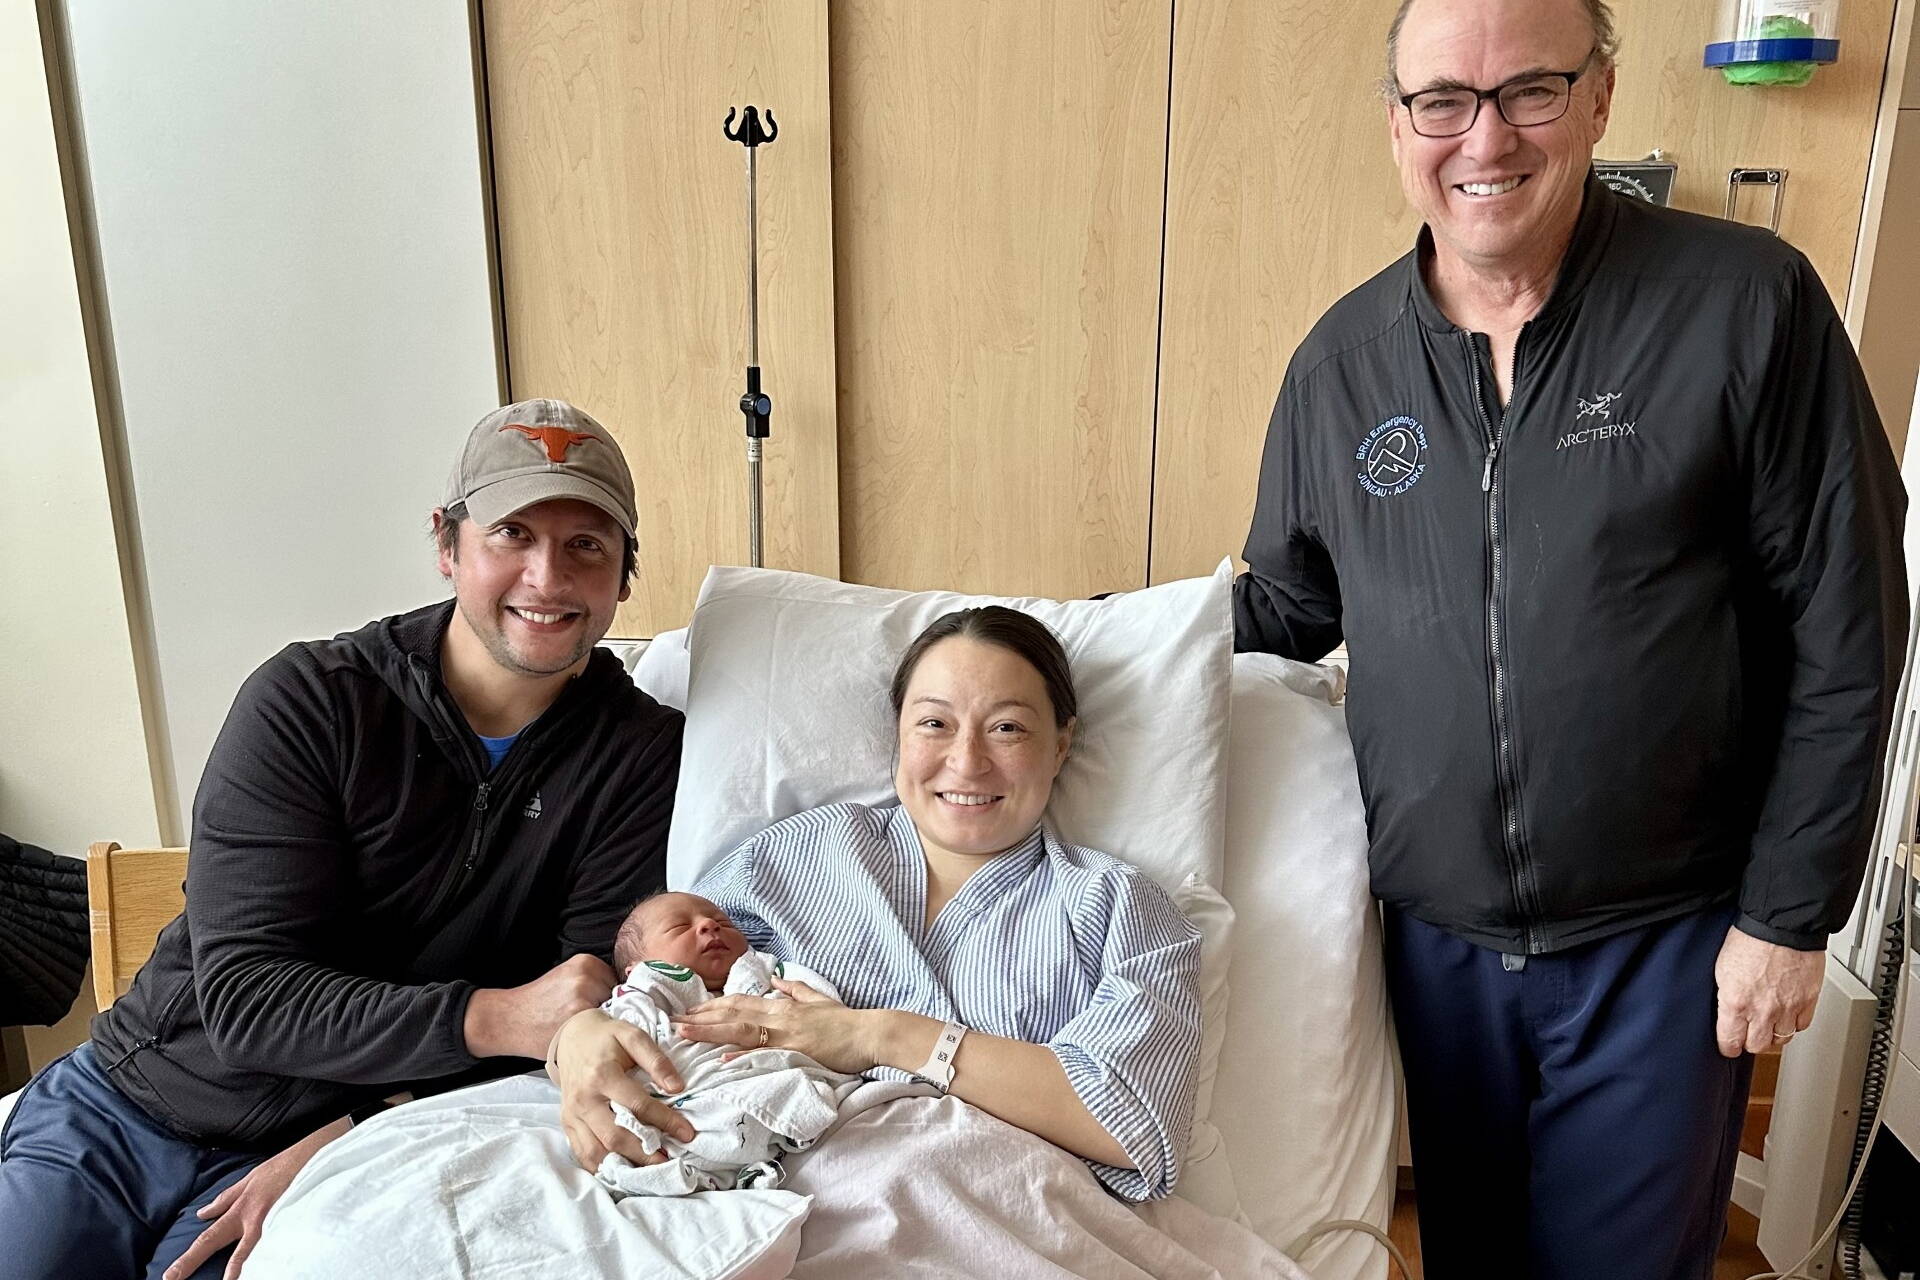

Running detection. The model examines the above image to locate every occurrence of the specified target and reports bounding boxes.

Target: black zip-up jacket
[91,601,683,1150]
[1235,179,1907,955]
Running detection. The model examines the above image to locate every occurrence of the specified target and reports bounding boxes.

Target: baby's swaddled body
[594,951,863,1197]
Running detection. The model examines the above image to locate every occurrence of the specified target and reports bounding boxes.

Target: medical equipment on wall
[722,104,777,568]
[1706,0,1843,86]
[1593,151,1678,205]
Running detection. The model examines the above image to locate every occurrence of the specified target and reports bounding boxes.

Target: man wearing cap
[0,400,692,1280]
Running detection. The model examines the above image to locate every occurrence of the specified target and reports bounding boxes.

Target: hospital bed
[2,563,1400,1279]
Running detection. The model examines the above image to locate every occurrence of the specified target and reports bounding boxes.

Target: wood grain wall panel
[1150,1,1899,586]
[483,0,839,636]
[830,0,1171,597]
[1602,0,1897,302]
[1150,2,1420,585]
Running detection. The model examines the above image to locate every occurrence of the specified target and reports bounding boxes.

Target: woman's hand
[162,1115,348,1280]
[549,1008,697,1171]
[674,978,882,1074]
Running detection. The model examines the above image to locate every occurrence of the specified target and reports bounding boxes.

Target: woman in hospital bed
[549,604,1204,1204]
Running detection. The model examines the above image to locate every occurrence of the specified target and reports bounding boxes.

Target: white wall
[0,4,159,857]
[59,0,501,829]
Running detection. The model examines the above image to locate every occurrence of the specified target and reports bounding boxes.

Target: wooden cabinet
[830,0,1169,598]
[482,0,1910,631]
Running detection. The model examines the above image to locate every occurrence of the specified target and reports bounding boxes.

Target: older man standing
[1234,0,1907,1274]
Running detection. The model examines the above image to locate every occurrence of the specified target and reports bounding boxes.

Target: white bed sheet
[781,1092,1308,1279]
[247,1073,820,1280]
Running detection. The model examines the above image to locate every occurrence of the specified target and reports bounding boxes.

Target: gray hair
[1381,0,1621,100]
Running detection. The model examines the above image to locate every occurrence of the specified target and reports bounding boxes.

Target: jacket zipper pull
[1482,444,1498,492]
[463,782,492,874]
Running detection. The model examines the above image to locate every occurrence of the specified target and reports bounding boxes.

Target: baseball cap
[443,398,637,540]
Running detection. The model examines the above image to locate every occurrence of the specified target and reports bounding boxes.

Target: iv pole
[723,104,776,568]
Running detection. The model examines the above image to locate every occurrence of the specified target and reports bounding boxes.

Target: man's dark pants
[0,1045,259,1280]
[1386,904,1755,1280]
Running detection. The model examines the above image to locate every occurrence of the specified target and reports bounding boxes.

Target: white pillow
[631,631,691,711]
[664,563,1234,897]
[1212,654,1397,1275]
[1170,875,1241,1220]
[1174,876,1235,1124]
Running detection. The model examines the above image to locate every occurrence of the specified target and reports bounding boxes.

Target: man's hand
[464,953,617,1060]
[549,1008,696,1171]
[162,1115,349,1280]
[1714,926,1824,1058]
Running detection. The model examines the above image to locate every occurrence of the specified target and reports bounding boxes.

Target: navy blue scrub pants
[0,1045,261,1280]
[1385,905,1755,1280]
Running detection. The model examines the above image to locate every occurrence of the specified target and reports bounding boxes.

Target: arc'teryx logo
[523,791,543,819]
[501,423,597,463]
[1575,391,1622,420]
[1559,390,1638,451]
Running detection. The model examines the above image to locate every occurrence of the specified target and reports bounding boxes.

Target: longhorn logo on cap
[501,423,597,463]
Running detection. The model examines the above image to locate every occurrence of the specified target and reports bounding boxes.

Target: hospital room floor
[1386,1192,1769,1277]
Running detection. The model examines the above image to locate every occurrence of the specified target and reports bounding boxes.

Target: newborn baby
[594,891,860,1197]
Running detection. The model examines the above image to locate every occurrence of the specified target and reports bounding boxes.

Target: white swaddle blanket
[596,950,865,1196]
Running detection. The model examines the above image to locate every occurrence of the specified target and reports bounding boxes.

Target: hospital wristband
[912,1020,969,1093]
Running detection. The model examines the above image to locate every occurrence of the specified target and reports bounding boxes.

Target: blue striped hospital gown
[692,800,1202,1202]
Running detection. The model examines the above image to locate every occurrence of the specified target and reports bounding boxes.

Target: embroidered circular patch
[1356,416,1428,497]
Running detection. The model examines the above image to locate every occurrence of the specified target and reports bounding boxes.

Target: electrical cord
[1287,1217,1415,1279]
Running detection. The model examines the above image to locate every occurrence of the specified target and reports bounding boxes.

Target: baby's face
[633,893,749,989]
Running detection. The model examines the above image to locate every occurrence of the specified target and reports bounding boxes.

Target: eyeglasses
[1398,49,1597,139]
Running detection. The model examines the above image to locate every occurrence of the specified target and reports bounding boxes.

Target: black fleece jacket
[1236,178,1907,955]
[90,601,682,1150]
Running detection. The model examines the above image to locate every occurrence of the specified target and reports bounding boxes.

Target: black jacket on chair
[0,836,87,1027]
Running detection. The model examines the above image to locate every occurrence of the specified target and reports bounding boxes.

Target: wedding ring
[757,1026,769,1048]
[1772,1031,1797,1042]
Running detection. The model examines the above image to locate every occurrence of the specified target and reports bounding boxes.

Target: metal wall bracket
[1726,167,1788,232]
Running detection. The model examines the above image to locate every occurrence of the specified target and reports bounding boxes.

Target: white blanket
[247,1074,819,1280]
[249,1073,1308,1280]
[780,1093,1309,1279]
